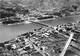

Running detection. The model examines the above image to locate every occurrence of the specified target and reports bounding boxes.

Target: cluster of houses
[0,20,80,56]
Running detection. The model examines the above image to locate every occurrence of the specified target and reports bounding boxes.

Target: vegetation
[0,0,80,25]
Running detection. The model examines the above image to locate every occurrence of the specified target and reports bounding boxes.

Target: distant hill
[1,0,80,11]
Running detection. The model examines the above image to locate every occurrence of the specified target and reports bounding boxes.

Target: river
[0,15,80,42]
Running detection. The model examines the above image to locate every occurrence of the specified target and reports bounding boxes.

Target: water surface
[0,15,80,42]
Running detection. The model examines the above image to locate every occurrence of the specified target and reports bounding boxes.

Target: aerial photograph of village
[0,0,80,56]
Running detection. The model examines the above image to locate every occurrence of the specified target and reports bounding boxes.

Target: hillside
[1,0,80,11]
[0,0,80,25]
